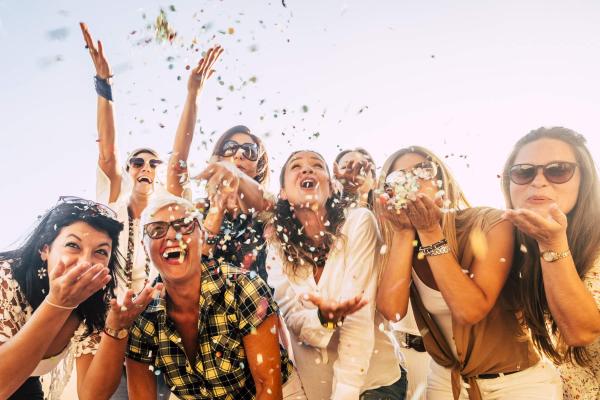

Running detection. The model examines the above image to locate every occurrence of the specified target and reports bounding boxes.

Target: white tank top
[412,270,458,358]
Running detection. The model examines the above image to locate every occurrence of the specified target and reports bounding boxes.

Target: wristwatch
[104,326,129,340]
[540,249,571,263]
[317,309,338,330]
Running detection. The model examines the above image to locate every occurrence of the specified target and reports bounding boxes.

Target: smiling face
[128,151,161,196]
[218,133,259,179]
[509,138,581,215]
[280,151,331,209]
[390,152,441,201]
[40,221,112,273]
[143,205,202,282]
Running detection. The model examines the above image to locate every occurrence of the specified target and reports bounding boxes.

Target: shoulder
[343,206,377,231]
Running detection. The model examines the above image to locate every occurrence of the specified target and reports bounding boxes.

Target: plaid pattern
[126,260,292,400]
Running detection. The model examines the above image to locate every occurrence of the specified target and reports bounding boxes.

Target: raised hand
[104,282,164,330]
[304,293,368,324]
[333,159,373,195]
[375,192,413,232]
[79,22,112,79]
[406,193,443,234]
[188,45,224,94]
[193,161,240,211]
[502,204,568,248]
[46,260,112,309]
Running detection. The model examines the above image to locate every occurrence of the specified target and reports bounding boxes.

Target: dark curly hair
[266,150,349,277]
[0,201,123,335]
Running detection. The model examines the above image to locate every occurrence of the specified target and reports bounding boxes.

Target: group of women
[0,22,598,400]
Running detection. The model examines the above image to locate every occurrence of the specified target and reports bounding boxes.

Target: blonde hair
[375,146,470,272]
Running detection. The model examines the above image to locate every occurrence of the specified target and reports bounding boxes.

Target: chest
[169,310,200,361]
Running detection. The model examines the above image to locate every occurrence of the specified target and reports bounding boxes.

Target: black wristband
[94,75,113,101]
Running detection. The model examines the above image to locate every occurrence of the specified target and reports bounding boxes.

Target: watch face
[542,251,556,262]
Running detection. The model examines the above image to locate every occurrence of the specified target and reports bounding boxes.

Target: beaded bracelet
[419,238,450,257]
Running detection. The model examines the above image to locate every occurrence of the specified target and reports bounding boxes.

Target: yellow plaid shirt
[126,260,292,399]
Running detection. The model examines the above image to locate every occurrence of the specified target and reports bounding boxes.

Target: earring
[37,263,48,280]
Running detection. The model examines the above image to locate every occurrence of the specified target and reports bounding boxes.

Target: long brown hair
[265,150,348,277]
[501,126,600,366]
[211,125,270,187]
[375,146,470,270]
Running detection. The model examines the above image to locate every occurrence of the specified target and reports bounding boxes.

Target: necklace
[125,208,150,289]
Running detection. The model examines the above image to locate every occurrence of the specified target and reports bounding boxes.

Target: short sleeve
[584,262,600,309]
[0,260,32,344]
[234,271,278,337]
[71,323,101,357]
[126,316,158,364]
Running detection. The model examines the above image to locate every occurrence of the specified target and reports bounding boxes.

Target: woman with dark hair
[501,127,600,399]
[0,198,159,400]
[166,47,274,284]
[375,146,561,399]
[334,148,376,208]
[266,150,406,400]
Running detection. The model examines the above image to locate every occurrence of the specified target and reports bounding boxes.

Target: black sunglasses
[58,196,118,220]
[128,157,163,169]
[509,162,578,185]
[144,217,199,240]
[219,140,259,161]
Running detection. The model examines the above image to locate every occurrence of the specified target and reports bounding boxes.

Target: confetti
[256,353,263,365]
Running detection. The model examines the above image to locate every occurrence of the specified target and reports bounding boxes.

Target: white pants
[283,369,308,400]
[397,346,430,400]
[427,360,563,400]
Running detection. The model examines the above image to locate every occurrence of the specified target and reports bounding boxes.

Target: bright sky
[1,0,599,249]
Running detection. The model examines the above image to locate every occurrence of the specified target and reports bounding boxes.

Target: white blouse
[267,207,401,400]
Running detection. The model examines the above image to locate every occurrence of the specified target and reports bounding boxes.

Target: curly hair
[265,150,349,277]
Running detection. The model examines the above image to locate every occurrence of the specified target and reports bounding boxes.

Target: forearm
[202,207,225,256]
[238,174,273,212]
[97,96,117,163]
[0,302,71,398]
[77,333,128,400]
[418,227,490,324]
[377,230,415,321]
[540,239,600,344]
[167,92,198,196]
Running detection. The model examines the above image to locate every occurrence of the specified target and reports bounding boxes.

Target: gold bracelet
[45,298,77,310]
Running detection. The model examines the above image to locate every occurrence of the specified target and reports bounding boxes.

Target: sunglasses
[128,157,163,169]
[144,217,199,240]
[58,196,118,220]
[509,162,578,185]
[219,140,259,161]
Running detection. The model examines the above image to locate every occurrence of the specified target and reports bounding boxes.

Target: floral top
[0,259,100,398]
[559,261,600,400]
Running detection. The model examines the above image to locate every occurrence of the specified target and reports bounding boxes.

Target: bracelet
[419,238,450,257]
[94,75,113,101]
[45,298,77,310]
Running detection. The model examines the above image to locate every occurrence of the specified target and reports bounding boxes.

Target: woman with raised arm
[166,46,274,283]
[375,146,561,399]
[266,150,406,400]
[501,127,600,399]
[0,197,159,400]
[120,193,304,399]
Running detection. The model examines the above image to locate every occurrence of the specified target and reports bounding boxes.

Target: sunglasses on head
[509,162,578,185]
[219,140,259,161]
[144,217,198,240]
[128,157,163,169]
[57,196,118,220]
